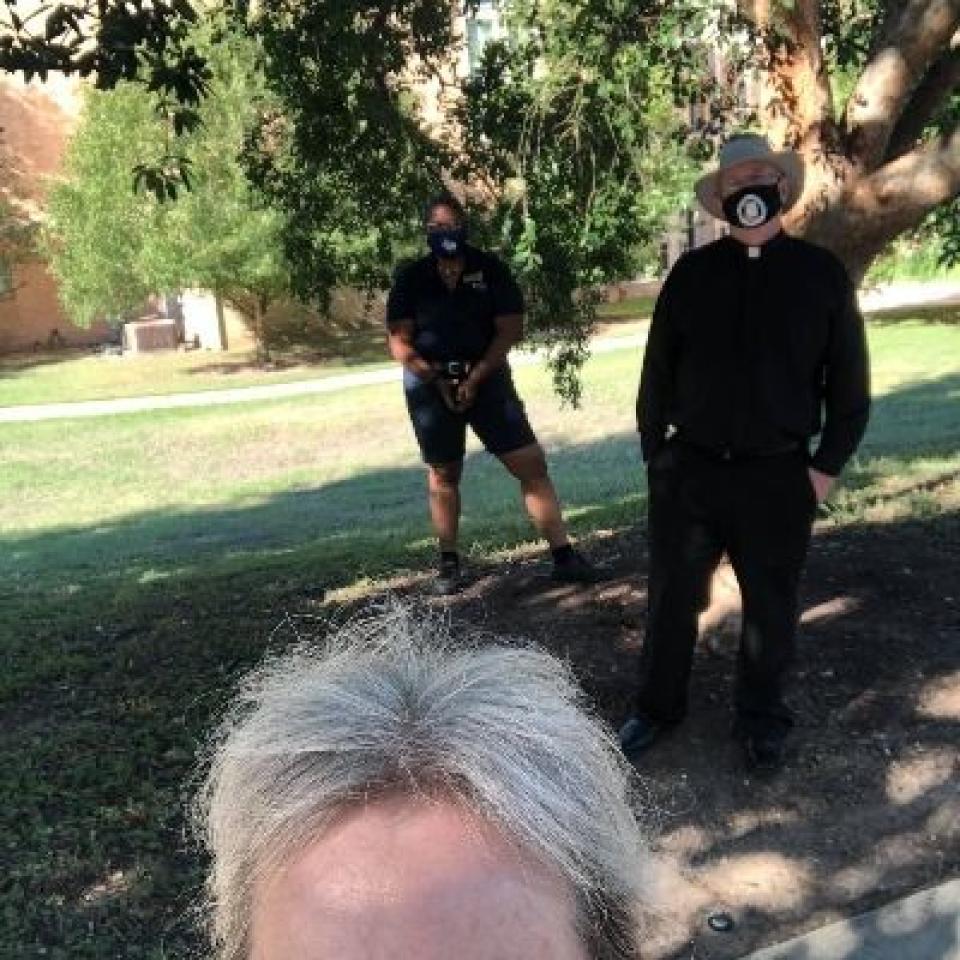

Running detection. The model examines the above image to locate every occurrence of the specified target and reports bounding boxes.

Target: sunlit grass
[1,322,958,602]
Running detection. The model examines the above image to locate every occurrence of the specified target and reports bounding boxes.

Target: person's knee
[428,462,462,490]
[503,444,549,484]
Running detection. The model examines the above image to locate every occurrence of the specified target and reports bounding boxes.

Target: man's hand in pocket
[808,467,835,504]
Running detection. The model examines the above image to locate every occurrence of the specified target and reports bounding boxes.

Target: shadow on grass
[0,427,645,959]
[3,371,955,613]
[865,371,960,442]
[1,509,956,959]
[866,300,960,325]
[186,320,391,377]
[0,372,958,958]
[0,429,645,620]
[0,346,99,378]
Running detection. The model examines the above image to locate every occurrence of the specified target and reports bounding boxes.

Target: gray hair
[193,603,648,959]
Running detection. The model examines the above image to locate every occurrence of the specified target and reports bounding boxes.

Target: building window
[466,1,500,75]
[0,257,13,298]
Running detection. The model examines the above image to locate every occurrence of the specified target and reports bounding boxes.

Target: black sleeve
[386,263,416,328]
[488,256,525,316]
[637,259,684,462]
[810,261,871,476]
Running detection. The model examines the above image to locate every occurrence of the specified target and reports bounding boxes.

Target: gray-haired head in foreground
[193,603,648,959]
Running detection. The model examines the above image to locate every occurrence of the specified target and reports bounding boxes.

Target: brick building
[0,69,116,352]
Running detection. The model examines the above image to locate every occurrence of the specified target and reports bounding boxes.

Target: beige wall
[0,259,112,352]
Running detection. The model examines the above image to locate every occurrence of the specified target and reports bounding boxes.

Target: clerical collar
[729,230,786,259]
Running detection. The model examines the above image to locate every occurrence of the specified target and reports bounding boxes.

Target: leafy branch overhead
[245,0,708,401]
[0,0,211,197]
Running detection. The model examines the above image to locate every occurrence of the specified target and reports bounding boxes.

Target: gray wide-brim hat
[695,133,804,220]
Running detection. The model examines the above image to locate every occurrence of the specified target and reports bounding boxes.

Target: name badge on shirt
[463,271,487,291]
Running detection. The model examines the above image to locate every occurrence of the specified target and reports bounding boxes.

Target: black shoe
[433,557,463,596]
[738,728,787,772]
[551,549,599,584]
[618,713,665,760]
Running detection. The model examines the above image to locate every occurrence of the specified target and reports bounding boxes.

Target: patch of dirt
[416,514,960,958]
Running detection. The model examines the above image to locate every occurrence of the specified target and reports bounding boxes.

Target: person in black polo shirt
[386,194,596,594]
[619,133,871,770]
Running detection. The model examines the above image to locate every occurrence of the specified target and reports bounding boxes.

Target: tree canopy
[43,19,289,340]
[0,134,36,275]
[4,1,959,392]
[245,0,704,399]
[1,0,211,195]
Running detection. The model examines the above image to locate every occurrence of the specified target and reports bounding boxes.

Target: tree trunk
[790,128,960,284]
[744,0,960,284]
[253,295,271,364]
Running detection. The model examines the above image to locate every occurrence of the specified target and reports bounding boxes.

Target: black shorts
[403,365,538,465]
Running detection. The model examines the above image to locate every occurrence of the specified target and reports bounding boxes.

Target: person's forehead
[251,797,585,960]
[426,204,461,224]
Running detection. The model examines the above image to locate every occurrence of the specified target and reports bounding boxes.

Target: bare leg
[427,461,463,552]
[497,443,568,548]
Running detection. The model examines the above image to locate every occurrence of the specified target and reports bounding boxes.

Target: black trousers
[636,443,818,735]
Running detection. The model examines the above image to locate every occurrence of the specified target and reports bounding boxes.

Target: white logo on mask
[736,193,768,228]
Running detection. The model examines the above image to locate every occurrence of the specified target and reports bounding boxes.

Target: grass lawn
[1,321,959,957]
[0,328,395,407]
[0,299,656,409]
[596,293,657,321]
[3,291,955,410]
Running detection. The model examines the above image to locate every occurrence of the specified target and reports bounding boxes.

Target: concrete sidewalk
[0,331,645,423]
[2,277,957,424]
[740,878,960,959]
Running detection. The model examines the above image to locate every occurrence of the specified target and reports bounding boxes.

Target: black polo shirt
[386,245,525,363]
[638,232,871,476]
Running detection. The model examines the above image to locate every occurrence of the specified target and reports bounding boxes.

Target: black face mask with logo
[722,183,783,229]
[427,227,468,259]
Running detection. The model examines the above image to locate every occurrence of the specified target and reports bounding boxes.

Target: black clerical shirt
[637,232,870,476]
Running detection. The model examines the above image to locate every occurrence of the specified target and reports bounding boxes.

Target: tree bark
[845,0,960,171]
[745,0,960,283]
[799,126,960,284]
[885,41,960,162]
[253,294,271,363]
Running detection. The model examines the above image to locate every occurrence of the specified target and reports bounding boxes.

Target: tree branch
[885,36,960,163]
[854,122,960,240]
[846,0,960,171]
[782,0,835,146]
[742,0,838,152]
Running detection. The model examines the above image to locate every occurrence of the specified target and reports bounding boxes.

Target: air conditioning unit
[122,318,179,353]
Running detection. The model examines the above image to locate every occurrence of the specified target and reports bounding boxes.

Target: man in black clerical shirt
[619,133,871,770]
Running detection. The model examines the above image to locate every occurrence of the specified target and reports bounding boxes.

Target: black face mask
[722,183,783,229]
[427,227,467,259]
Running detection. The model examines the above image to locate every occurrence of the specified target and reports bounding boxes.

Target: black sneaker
[551,549,599,584]
[618,713,665,760]
[433,556,463,596]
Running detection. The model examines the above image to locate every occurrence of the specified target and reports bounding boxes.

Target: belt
[678,438,805,462]
[436,360,474,383]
